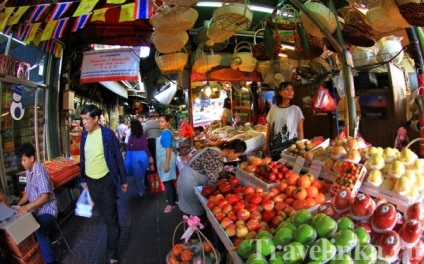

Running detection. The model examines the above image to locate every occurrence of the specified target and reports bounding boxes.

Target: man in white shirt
[116,118,127,154]
[144,112,160,171]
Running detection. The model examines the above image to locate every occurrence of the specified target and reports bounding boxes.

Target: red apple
[268,173,276,182]
[283,206,296,217]
[233,201,245,213]
[245,231,257,240]
[271,215,284,227]
[247,218,260,231]
[225,224,236,237]
[317,202,335,218]
[249,193,262,205]
[235,192,244,201]
[222,204,233,215]
[220,217,233,229]
[232,237,243,247]
[262,199,275,211]
[272,195,284,204]
[235,220,245,226]
[236,225,249,238]
[275,201,287,211]
[406,202,424,225]
[277,172,284,180]
[262,209,276,223]
[217,198,229,208]
[213,194,224,205]
[207,201,215,210]
[255,187,264,193]
[211,206,222,216]
[400,219,423,248]
[215,212,226,222]
[227,211,237,221]
[250,211,262,221]
[244,185,255,195]
[233,186,245,194]
[225,193,239,205]
[246,203,258,213]
[228,176,239,188]
[237,209,251,221]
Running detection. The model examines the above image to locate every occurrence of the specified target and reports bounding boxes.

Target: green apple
[336,217,355,231]
[312,214,338,238]
[282,241,306,264]
[256,230,273,240]
[269,251,284,264]
[332,229,358,253]
[310,213,326,227]
[246,253,268,264]
[292,209,312,227]
[237,239,254,259]
[277,221,297,232]
[352,244,377,264]
[329,253,354,264]
[273,227,294,247]
[353,227,370,245]
[255,237,275,257]
[307,238,337,263]
[293,224,317,245]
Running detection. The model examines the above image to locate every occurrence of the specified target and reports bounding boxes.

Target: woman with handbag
[126,119,151,197]
[177,139,247,216]
[263,82,305,161]
[156,114,177,213]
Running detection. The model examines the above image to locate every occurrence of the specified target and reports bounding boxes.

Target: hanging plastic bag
[332,70,345,98]
[310,86,336,113]
[179,120,194,139]
[75,189,94,218]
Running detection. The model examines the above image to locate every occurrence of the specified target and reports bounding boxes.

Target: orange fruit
[305,198,317,208]
[292,199,307,211]
[293,187,307,200]
[314,193,326,204]
[202,241,213,253]
[286,173,300,185]
[297,175,312,188]
[171,244,184,256]
[168,255,178,264]
[311,180,323,190]
[285,185,296,197]
[284,197,295,206]
[306,186,319,198]
[180,249,193,261]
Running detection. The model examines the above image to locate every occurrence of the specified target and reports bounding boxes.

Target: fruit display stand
[194,186,244,264]
[235,167,278,191]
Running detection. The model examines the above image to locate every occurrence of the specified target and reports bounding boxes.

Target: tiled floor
[54,176,186,264]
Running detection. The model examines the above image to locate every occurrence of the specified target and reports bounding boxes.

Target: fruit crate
[194,186,244,264]
[329,162,367,197]
[0,232,37,258]
[8,243,43,264]
[235,167,278,191]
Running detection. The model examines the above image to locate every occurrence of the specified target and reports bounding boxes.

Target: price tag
[292,156,305,173]
[309,160,323,178]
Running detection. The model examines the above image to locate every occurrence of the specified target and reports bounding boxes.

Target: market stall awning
[99,81,128,99]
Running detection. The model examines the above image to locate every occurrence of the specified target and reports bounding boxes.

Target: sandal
[164,205,175,213]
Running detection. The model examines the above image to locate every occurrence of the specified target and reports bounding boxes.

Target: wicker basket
[207,18,237,44]
[155,48,188,75]
[380,0,411,29]
[272,4,299,30]
[151,31,188,54]
[230,41,257,72]
[397,2,424,27]
[192,44,222,73]
[365,7,399,33]
[149,7,198,34]
[397,0,424,5]
[162,0,198,7]
[346,0,381,9]
[212,1,253,31]
[299,0,337,38]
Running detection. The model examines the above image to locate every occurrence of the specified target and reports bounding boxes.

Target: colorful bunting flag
[73,0,98,17]
[40,20,57,41]
[16,24,32,41]
[2,25,12,36]
[27,4,50,23]
[119,3,134,22]
[54,42,64,58]
[26,22,41,43]
[134,0,151,19]
[107,0,126,3]
[0,7,15,30]
[41,39,54,53]
[8,6,30,25]
[91,8,108,22]
[33,31,42,46]
[48,2,73,21]
[53,18,69,39]
[71,13,92,32]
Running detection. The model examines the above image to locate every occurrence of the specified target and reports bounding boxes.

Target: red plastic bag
[147,172,165,194]
[310,86,336,113]
[179,120,194,139]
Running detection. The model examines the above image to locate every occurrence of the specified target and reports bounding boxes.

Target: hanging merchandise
[212,0,253,32]
[310,86,336,113]
[192,44,222,74]
[155,48,188,75]
[341,7,376,47]
[375,36,404,64]
[396,0,424,26]
[149,5,198,34]
[272,4,298,43]
[299,0,337,39]
[230,41,257,73]
[295,23,310,58]
[351,46,377,67]
[206,17,237,44]
[310,57,331,77]
[179,119,194,139]
[380,0,411,29]
[151,31,188,54]
[10,84,25,121]
[365,6,399,33]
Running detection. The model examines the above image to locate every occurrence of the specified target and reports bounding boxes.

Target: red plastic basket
[0,232,37,258]
[8,244,43,264]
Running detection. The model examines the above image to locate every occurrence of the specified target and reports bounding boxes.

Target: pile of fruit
[167,240,219,264]
[283,137,325,158]
[235,189,424,263]
[201,175,330,246]
[330,161,366,196]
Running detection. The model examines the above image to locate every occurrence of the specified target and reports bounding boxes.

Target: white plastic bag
[75,189,94,218]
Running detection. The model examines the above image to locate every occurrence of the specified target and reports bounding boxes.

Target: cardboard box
[0,213,39,244]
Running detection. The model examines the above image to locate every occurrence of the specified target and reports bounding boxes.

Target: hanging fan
[261,60,294,88]
[193,26,230,51]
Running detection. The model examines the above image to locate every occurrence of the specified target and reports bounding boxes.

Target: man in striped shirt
[17,143,58,264]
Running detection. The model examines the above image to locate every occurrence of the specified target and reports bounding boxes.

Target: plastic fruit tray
[235,167,278,191]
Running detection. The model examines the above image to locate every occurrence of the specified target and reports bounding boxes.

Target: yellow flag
[33,31,42,46]
[91,8,108,22]
[40,20,57,41]
[0,7,15,30]
[73,0,99,17]
[8,6,30,25]
[107,0,126,3]
[54,42,63,58]
[119,3,134,22]
[24,22,41,44]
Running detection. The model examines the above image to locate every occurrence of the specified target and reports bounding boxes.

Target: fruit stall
[192,133,424,263]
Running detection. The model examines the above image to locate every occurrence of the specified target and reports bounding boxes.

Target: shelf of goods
[194,186,244,264]
[279,138,424,213]
[43,157,80,188]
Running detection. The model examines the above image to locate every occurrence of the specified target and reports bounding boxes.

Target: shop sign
[80,48,139,84]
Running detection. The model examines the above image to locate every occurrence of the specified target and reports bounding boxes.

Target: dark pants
[163,180,176,206]
[86,175,120,260]
[147,138,157,171]
[35,214,56,263]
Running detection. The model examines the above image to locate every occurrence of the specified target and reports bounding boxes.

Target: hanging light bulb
[204,81,212,97]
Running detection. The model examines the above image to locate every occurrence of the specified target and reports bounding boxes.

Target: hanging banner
[80,48,140,84]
